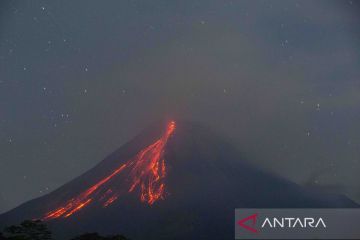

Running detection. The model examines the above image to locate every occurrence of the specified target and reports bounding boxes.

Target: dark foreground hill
[0,121,357,239]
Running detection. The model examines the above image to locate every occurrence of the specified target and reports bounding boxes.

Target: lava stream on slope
[42,121,176,220]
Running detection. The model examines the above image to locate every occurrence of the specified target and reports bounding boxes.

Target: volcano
[0,121,358,239]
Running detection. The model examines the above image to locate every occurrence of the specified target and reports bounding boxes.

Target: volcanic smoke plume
[42,121,176,220]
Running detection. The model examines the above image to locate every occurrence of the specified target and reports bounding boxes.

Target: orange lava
[42,121,175,220]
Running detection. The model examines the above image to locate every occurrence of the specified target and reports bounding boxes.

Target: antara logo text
[237,213,326,233]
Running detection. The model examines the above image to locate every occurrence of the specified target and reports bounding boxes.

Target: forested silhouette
[71,232,129,240]
[1,221,129,240]
[3,220,51,240]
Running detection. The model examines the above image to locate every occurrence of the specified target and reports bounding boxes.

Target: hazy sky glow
[0,0,359,213]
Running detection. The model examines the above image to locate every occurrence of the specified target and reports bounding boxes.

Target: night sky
[1,0,359,213]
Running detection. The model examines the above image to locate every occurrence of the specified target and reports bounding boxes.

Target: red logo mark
[237,213,258,233]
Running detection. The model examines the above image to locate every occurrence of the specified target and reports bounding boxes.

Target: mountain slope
[0,120,357,239]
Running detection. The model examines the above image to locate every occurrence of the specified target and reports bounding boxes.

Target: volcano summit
[0,120,357,239]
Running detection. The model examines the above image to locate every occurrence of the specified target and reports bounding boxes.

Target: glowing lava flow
[42,121,175,220]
